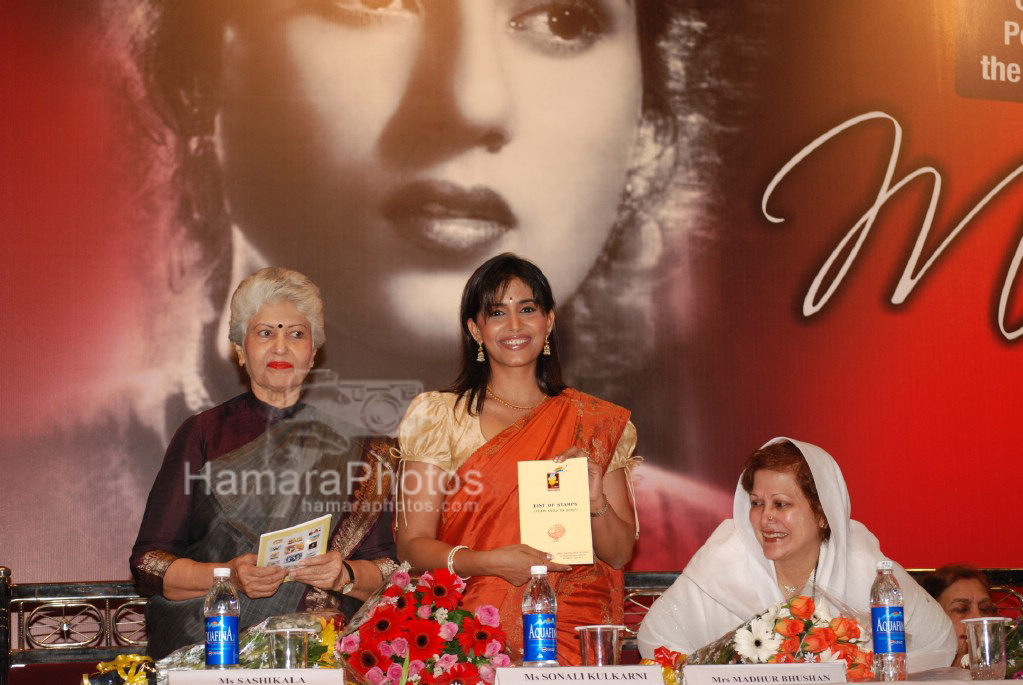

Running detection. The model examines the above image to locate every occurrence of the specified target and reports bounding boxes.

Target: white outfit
[637,437,955,673]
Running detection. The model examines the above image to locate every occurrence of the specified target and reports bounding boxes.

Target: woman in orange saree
[396,254,639,665]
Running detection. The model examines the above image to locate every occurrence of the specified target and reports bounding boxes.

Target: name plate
[167,668,343,684]
[496,665,662,685]
[684,663,847,685]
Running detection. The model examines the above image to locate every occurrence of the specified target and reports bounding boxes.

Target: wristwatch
[340,560,356,595]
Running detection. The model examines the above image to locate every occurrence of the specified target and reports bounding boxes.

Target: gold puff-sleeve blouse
[397,391,639,474]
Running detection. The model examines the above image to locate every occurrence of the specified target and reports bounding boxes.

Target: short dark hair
[740,440,831,541]
[920,564,991,601]
[447,253,566,414]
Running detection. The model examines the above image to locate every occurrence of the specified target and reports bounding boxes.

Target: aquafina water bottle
[871,560,907,681]
[204,567,240,669]
[522,565,558,667]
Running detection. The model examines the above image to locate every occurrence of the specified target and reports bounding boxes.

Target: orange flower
[768,652,797,664]
[775,617,805,637]
[853,648,874,667]
[788,595,815,620]
[802,627,837,654]
[829,615,860,641]
[847,662,873,682]
[832,642,858,663]
[780,635,803,655]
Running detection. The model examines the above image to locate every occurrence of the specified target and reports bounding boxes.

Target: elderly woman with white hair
[131,267,397,659]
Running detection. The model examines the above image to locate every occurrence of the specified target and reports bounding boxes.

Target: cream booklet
[517,457,593,565]
[255,514,331,571]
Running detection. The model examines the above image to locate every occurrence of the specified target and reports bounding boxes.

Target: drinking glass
[962,616,1010,680]
[575,625,625,666]
[266,627,317,669]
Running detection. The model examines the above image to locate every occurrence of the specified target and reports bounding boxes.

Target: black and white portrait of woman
[137,0,722,413]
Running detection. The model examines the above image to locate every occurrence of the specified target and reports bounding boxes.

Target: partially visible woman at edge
[396,253,639,665]
[921,564,1000,667]
[131,267,397,659]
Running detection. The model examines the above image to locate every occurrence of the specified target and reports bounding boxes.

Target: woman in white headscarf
[638,437,955,672]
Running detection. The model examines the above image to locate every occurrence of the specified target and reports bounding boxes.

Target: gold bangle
[373,558,399,584]
[590,496,610,518]
[447,545,470,577]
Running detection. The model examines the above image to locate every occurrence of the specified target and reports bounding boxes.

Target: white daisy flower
[818,648,842,662]
[735,618,783,663]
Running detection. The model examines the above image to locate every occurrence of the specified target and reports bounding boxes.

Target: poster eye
[509,1,608,54]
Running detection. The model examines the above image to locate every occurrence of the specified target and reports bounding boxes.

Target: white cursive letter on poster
[761,110,1023,340]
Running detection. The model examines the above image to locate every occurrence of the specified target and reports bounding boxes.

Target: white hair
[228,267,325,349]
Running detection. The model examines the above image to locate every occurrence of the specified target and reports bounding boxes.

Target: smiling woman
[742,443,831,598]
[395,254,641,665]
[637,437,957,672]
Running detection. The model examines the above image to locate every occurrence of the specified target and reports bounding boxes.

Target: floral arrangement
[313,614,343,667]
[338,566,510,685]
[1007,617,1023,679]
[83,655,156,684]
[646,595,874,682]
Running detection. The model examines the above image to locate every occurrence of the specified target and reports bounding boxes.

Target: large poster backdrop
[1,1,1019,584]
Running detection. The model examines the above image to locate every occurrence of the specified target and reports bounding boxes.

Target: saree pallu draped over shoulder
[437,388,630,665]
[144,406,396,659]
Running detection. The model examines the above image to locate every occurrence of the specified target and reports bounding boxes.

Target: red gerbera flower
[348,644,388,676]
[435,662,480,685]
[360,604,409,644]
[406,617,446,662]
[382,586,418,616]
[457,616,507,657]
[419,568,463,610]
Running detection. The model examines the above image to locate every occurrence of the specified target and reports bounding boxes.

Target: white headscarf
[673,437,856,621]
[638,437,956,671]
[727,437,852,609]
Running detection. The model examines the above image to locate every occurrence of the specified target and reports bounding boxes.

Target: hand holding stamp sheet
[517,456,593,564]
[255,514,332,573]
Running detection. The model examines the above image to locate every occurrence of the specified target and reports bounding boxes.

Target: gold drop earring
[476,341,486,363]
[543,335,551,356]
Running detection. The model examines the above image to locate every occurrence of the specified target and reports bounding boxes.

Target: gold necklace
[486,387,544,411]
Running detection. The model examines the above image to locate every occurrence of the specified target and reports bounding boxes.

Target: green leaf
[399,653,410,685]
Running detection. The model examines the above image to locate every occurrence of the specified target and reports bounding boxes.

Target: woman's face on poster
[215,0,642,355]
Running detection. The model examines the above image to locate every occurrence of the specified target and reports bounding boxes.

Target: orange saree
[436,388,630,665]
